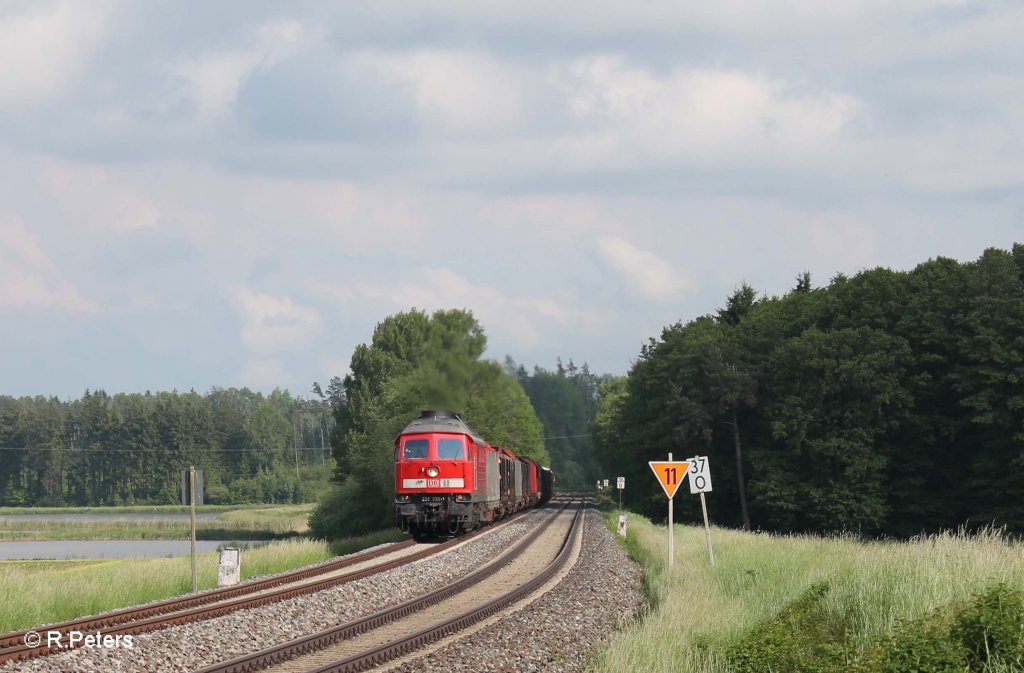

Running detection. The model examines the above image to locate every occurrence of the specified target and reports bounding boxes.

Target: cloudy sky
[1,1,1021,399]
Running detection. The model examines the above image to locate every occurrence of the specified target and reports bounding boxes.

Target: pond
[0,539,270,560]
[0,512,223,523]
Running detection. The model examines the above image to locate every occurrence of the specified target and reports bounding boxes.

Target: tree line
[506,356,608,491]
[0,387,337,506]
[0,309,611,520]
[593,245,1024,536]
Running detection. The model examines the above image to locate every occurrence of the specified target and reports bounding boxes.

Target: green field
[0,539,334,632]
[0,504,315,540]
[593,513,1024,673]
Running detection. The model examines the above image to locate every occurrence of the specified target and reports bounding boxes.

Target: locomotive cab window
[402,439,429,459]
[437,439,464,459]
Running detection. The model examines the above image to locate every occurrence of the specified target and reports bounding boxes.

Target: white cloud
[553,58,860,168]
[351,49,530,133]
[174,19,309,119]
[314,267,607,349]
[43,160,160,235]
[238,358,290,389]
[0,214,98,312]
[597,236,689,302]
[0,1,109,106]
[229,287,323,354]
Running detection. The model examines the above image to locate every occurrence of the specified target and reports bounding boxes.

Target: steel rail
[0,540,418,652]
[0,502,552,665]
[192,500,580,673]
[313,502,585,673]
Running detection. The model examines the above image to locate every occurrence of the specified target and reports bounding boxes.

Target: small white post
[189,465,197,592]
[700,491,715,566]
[667,452,674,568]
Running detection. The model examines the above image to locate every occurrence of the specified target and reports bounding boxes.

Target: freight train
[394,410,554,538]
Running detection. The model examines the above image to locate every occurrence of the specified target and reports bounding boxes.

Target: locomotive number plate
[402,478,465,488]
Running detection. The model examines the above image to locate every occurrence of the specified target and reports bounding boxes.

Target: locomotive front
[394,410,487,538]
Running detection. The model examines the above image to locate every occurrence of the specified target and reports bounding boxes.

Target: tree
[753,327,911,532]
[312,309,547,540]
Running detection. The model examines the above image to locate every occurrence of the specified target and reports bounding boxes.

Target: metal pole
[189,465,197,592]
[700,491,715,566]
[668,452,674,568]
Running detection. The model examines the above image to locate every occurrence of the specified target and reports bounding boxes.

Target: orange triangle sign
[648,461,691,498]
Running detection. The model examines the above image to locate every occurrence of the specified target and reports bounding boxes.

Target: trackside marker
[648,456,691,567]
[648,460,691,499]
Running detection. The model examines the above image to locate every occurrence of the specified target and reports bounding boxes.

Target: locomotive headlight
[426,466,440,478]
[455,493,471,502]
[396,494,411,502]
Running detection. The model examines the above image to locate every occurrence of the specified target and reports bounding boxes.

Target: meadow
[0,504,315,540]
[0,539,331,632]
[592,514,1024,673]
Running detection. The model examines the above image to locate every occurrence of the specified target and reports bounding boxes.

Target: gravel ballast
[3,506,645,673]
[388,509,644,673]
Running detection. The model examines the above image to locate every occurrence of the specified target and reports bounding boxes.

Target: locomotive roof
[399,410,487,445]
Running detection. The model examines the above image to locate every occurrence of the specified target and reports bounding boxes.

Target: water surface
[0,539,270,560]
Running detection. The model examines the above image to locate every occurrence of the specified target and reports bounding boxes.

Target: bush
[860,614,965,673]
[953,583,1024,669]
[729,581,850,673]
[857,583,1024,673]
[308,479,392,540]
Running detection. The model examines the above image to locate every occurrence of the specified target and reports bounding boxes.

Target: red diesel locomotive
[394,410,554,538]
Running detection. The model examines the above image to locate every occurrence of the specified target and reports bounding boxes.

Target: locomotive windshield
[402,439,429,459]
[436,438,464,459]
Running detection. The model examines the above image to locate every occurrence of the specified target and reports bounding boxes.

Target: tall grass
[0,539,332,633]
[591,514,1024,673]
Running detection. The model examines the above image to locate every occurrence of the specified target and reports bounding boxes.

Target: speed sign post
[648,454,691,568]
[687,456,715,566]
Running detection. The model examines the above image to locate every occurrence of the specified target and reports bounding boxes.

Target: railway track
[193,498,586,673]
[0,503,554,666]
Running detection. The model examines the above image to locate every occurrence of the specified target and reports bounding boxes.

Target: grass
[0,504,316,540]
[329,528,408,556]
[0,505,258,515]
[589,513,1024,673]
[0,539,333,633]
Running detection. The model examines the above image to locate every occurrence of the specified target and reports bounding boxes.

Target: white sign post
[616,476,625,512]
[648,454,690,569]
[687,455,715,566]
[218,547,241,587]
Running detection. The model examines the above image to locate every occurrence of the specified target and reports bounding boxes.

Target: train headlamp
[426,466,440,478]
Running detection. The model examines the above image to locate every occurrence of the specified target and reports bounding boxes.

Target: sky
[0,1,1022,399]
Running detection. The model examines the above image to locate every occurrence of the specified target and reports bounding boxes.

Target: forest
[0,311,605,518]
[593,244,1024,536]
[0,387,338,506]
[5,245,1021,540]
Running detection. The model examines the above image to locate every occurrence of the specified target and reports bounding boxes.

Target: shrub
[729,581,850,673]
[859,614,965,673]
[953,583,1024,669]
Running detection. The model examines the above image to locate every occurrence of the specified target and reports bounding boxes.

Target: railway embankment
[588,514,1024,673]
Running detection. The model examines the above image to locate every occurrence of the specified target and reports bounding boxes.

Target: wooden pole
[189,465,197,592]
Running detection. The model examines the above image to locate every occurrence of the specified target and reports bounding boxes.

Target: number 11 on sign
[648,454,691,568]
